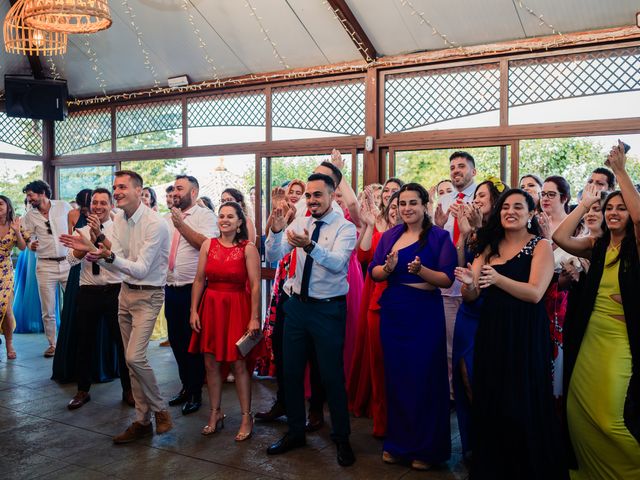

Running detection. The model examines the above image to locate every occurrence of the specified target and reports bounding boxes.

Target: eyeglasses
[44,220,52,234]
[540,191,559,199]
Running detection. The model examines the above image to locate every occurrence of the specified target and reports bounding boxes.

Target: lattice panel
[116,100,182,139]
[0,112,42,155]
[188,91,266,128]
[55,108,111,155]
[509,47,640,107]
[273,80,365,136]
[385,64,500,133]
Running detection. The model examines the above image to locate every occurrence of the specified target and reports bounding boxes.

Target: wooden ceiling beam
[8,0,45,79]
[326,0,377,62]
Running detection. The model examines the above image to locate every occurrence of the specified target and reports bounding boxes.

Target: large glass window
[269,153,353,190]
[116,100,182,151]
[0,158,42,214]
[55,109,111,156]
[0,112,42,156]
[57,165,116,203]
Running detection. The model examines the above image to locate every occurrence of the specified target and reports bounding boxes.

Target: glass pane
[394,146,504,197]
[120,158,186,213]
[0,112,42,155]
[116,100,182,151]
[56,108,111,155]
[57,165,116,203]
[270,153,352,190]
[518,134,640,197]
[357,151,364,193]
[0,158,42,213]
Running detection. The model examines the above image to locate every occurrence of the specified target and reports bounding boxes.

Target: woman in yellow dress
[553,142,640,479]
[0,195,28,359]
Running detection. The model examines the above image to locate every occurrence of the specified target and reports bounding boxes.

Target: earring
[236,227,241,233]
[527,218,532,229]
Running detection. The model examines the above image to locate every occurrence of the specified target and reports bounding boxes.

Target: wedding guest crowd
[2,141,639,477]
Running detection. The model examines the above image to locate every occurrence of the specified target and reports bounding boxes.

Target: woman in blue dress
[370,183,456,471]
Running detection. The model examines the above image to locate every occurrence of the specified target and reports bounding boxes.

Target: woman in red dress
[189,201,261,441]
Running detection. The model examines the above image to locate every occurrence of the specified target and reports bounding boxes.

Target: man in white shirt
[265,173,357,467]
[434,151,477,399]
[22,180,72,357]
[165,175,218,415]
[63,188,132,410]
[64,170,172,443]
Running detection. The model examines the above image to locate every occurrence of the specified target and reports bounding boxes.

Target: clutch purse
[236,331,263,357]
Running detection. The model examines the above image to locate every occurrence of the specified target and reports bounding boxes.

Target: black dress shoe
[181,394,202,415]
[336,441,356,467]
[305,411,324,432]
[168,389,188,406]
[266,433,306,455]
[255,401,286,421]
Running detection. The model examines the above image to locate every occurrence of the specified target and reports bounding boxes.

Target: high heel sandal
[7,350,16,360]
[234,412,253,442]
[201,408,225,436]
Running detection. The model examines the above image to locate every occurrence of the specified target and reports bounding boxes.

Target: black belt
[124,282,163,291]
[291,293,346,304]
[40,257,66,262]
[80,284,121,293]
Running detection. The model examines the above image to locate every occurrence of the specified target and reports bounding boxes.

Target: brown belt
[40,257,66,262]
[124,282,163,291]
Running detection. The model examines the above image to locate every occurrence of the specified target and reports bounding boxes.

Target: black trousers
[283,296,350,441]
[165,284,204,396]
[76,283,130,393]
[271,292,289,406]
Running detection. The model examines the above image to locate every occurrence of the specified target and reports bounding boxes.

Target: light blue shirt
[265,209,356,299]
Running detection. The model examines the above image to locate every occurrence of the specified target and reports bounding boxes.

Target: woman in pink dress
[189,201,261,441]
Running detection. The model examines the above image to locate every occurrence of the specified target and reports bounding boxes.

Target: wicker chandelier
[4,0,68,56]
[22,0,112,34]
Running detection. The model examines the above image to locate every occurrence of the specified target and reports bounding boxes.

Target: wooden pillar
[42,119,56,197]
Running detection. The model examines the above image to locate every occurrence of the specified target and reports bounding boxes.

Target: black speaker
[4,76,68,121]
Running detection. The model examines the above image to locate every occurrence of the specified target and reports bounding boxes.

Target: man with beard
[265,173,357,467]
[65,188,133,410]
[434,151,477,400]
[22,180,72,357]
[165,175,218,415]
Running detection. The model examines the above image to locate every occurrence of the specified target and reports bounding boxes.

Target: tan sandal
[234,412,253,442]
[201,408,225,436]
[411,459,432,471]
[382,451,399,464]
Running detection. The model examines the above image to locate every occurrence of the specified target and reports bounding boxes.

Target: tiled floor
[0,333,469,479]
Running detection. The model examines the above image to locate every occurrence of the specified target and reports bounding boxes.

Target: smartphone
[621,141,631,154]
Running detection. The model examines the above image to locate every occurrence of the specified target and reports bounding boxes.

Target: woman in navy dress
[370,183,456,471]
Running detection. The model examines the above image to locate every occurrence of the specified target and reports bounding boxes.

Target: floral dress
[0,226,28,327]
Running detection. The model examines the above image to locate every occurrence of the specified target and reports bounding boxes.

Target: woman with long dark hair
[553,143,640,478]
[189,201,261,441]
[375,178,404,233]
[0,195,27,359]
[457,188,565,479]
[221,188,257,244]
[370,183,456,470]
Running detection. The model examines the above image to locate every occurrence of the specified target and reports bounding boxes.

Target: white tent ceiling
[0,0,638,98]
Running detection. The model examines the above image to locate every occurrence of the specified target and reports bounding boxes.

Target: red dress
[189,238,251,361]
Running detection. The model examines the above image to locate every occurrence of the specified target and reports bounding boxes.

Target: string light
[244,0,290,69]
[516,0,564,37]
[121,0,161,88]
[322,1,374,62]
[83,34,107,95]
[46,55,62,80]
[399,0,459,49]
[181,0,220,84]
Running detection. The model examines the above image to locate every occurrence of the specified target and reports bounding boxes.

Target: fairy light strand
[46,56,62,81]
[181,0,220,84]
[83,35,108,95]
[399,0,459,49]
[244,0,290,69]
[516,0,564,37]
[322,1,374,62]
[121,0,161,88]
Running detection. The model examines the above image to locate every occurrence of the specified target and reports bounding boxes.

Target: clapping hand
[85,243,111,263]
[383,250,398,273]
[434,203,448,227]
[408,256,422,275]
[466,204,483,229]
[270,206,287,233]
[10,215,20,233]
[478,264,500,288]
[287,228,311,248]
[60,232,94,252]
[454,263,474,286]
[271,187,287,210]
[536,212,552,239]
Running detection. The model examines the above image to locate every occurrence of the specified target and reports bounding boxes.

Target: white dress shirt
[67,220,124,286]
[439,182,477,297]
[265,208,356,299]
[166,204,219,286]
[102,202,170,286]
[22,200,72,258]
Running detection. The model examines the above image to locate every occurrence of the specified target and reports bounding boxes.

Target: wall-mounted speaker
[4,76,68,121]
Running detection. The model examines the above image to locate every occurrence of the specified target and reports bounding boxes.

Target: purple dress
[371,224,456,464]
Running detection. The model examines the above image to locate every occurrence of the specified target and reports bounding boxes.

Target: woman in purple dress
[370,183,456,471]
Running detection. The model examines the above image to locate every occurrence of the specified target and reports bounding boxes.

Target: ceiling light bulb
[31,29,45,47]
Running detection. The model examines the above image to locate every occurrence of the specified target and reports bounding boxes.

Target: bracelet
[382,264,393,274]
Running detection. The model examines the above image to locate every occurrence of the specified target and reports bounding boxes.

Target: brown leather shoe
[67,391,91,410]
[43,345,55,358]
[155,410,173,434]
[305,410,325,432]
[255,401,286,422]
[122,390,135,407]
[112,421,152,444]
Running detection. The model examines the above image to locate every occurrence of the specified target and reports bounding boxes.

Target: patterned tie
[299,220,323,300]
[452,192,465,245]
[168,212,188,271]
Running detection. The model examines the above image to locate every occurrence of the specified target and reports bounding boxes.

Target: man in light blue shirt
[265,173,357,467]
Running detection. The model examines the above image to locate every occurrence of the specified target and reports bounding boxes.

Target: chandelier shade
[22,0,112,34]
[4,0,68,56]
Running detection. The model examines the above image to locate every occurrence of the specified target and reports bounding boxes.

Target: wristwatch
[105,251,116,264]
[303,241,316,254]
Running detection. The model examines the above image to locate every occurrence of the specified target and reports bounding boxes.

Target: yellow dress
[567,247,640,479]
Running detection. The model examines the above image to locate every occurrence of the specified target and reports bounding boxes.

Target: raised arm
[607,140,640,230]
[552,183,599,259]
[331,149,361,228]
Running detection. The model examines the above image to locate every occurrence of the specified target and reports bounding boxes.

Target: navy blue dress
[371,224,456,464]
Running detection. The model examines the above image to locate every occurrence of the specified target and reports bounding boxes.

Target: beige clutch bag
[236,331,263,357]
